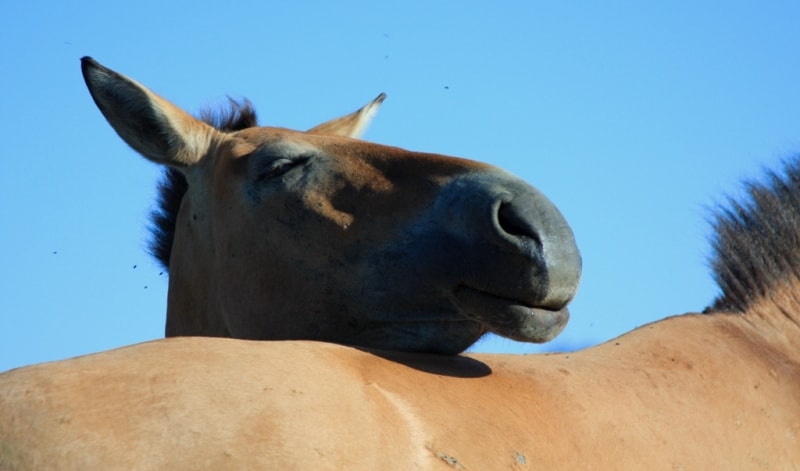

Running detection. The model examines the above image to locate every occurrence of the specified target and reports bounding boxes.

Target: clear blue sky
[2,2,799,372]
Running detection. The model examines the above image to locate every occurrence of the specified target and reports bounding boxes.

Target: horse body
[2,306,797,470]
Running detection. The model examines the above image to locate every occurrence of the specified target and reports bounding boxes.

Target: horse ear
[308,93,386,138]
[81,57,217,167]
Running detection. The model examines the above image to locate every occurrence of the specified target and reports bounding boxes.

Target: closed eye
[258,156,310,181]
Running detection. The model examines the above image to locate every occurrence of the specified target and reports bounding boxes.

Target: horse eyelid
[258,156,310,181]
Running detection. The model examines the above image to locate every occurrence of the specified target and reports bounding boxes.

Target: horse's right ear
[81,57,217,167]
[308,93,386,139]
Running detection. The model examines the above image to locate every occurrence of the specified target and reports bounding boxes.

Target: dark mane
[148,99,258,270]
[707,156,800,312]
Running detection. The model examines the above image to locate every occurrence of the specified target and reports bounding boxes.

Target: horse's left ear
[81,57,218,168]
[308,93,386,138]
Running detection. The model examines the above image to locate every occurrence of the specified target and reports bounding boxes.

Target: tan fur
[5,58,793,469]
[81,57,582,354]
[308,92,386,138]
[1,301,798,470]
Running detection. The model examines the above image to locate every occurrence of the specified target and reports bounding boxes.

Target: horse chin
[453,286,570,343]
[354,319,485,355]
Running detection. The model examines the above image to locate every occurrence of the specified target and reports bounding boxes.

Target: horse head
[82,57,581,354]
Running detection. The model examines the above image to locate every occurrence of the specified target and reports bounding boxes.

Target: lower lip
[453,286,569,343]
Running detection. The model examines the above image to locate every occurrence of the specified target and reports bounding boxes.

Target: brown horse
[1,158,799,468]
[1,60,798,469]
[79,57,581,355]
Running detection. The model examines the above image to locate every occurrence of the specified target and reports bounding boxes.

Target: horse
[78,57,582,355]
[1,159,799,467]
[1,59,798,470]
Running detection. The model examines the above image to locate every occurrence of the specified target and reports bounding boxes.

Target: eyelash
[258,156,310,181]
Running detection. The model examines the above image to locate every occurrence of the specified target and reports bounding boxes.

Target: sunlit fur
[149,100,257,270]
[2,155,798,469]
[79,57,582,353]
[2,59,797,469]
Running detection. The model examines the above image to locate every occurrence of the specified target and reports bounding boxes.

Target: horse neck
[164,271,230,338]
[738,280,800,362]
[558,306,800,384]
[163,201,230,338]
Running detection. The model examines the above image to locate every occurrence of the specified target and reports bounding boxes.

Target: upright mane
[148,99,258,270]
[708,156,800,312]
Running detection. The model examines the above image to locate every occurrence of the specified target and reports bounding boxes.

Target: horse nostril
[497,201,540,245]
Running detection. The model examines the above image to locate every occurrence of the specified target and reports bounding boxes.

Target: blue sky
[2,1,799,372]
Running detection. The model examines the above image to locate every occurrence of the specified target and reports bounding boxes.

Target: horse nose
[431,169,581,313]
[494,189,582,309]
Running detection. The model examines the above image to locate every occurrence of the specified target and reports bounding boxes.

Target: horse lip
[453,285,570,343]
